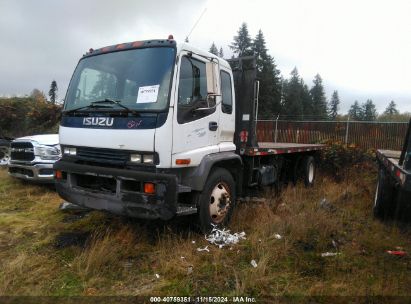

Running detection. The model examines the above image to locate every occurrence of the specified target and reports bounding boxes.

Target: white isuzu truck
[54,37,323,231]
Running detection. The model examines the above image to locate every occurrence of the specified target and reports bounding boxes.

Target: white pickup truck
[8,134,60,182]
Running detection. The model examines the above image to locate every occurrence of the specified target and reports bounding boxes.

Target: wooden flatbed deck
[243,142,324,156]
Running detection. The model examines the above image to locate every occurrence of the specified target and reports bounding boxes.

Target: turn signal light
[55,170,63,180]
[176,159,191,165]
[144,182,156,194]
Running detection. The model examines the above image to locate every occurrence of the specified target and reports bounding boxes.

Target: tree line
[211,22,409,122]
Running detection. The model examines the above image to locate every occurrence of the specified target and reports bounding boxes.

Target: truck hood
[15,134,59,146]
[59,126,154,151]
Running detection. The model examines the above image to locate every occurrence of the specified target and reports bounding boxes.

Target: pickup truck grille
[76,147,130,164]
[10,142,34,161]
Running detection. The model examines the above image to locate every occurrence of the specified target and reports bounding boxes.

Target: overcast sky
[1,0,411,114]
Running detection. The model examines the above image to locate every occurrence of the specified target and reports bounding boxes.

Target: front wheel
[197,168,236,233]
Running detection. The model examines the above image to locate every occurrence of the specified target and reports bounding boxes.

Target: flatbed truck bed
[374,119,411,220]
[244,142,324,156]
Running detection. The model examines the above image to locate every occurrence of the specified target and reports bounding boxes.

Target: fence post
[274,115,279,143]
[345,117,350,146]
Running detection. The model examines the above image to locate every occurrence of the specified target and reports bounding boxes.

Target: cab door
[171,52,220,166]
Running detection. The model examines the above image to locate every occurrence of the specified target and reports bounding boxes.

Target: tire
[302,156,316,187]
[197,168,236,234]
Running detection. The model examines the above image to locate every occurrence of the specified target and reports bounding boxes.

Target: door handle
[209,121,218,131]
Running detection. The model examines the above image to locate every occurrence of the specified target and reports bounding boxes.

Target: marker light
[144,182,156,194]
[168,34,174,40]
[176,159,191,165]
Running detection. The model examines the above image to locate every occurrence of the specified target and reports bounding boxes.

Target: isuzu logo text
[83,117,114,127]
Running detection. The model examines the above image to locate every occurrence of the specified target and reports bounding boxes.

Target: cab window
[177,56,215,123]
[220,70,233,114]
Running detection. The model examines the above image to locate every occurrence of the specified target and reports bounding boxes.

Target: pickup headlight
[63,147,77,156]
[130,153,142,163]
[142,154,154,164]
[130,153,155,164]
[35,145,61,160]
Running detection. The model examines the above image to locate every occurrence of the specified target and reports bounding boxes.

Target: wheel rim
[308,162,314,183]
[209,181,231,224]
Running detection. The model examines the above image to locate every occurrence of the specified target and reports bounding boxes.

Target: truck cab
[55,38,241,231]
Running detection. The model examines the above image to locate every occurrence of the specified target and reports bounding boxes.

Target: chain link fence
[256,119,409,150]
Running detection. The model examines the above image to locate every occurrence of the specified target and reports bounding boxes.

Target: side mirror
[206,62,219,95]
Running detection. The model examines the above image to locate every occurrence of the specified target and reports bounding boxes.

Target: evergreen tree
[282,68,304,119]
[384,100,399,115]
[48,80,58,104]
[209,42,218,56]
[301,84,313,119]
[251,29,282,118]
[362,99,378,121]
[328,90,340,120]
[229,22,252,57]
[218,47,224,58]
[309,74,327,120]
[348,100,362,120]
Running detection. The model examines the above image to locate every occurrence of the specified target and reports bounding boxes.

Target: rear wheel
[198,168,236,233]
[302,156,316,187]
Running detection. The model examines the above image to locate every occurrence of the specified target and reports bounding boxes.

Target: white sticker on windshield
[137,85,160,103]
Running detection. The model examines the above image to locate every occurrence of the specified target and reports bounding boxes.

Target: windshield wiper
[92,99,140,116]
[62,104,113,115]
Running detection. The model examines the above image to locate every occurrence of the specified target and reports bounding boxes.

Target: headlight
[35,145,61,160]
[142,154,154,164]
[130,153,142,163]
[63,147,77,156]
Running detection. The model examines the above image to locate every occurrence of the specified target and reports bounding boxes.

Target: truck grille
[76,147,130,164]
[10,142,34,161]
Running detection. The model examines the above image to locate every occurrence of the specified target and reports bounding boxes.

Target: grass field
[0,164,410,298]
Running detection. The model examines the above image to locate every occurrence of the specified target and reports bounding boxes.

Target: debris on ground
[196,245,210,252]
[321,252,341,257]
[155,274,160,279]
[274,233,282,240]
[59,201,89,212]
[187,266,193,275]
[205,225,246,248]
[250,260,258,268]
[319,198,337,212]
[387,250,407,257]
[191,240,196,244]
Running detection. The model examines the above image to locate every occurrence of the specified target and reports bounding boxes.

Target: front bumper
[53,160,178,220]
[8,162,55,182]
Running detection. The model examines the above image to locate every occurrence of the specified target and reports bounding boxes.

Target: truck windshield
[64,47,175,112]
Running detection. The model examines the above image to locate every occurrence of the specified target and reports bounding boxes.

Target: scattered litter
[332,239,338,250]
[387,250,407,257]
[319,198,337,212]
[180,256,185,260]
[258,239,262,243]
[205,225,246,248]
[250,260,258,268]
[321,252,341,257]
[59,201,89,212]
[274,234,282,240]
[155,274,160,279]
[187,265,193,275]
[191,240,196,244]
[395,246,404,250]
[196,246,210,252]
